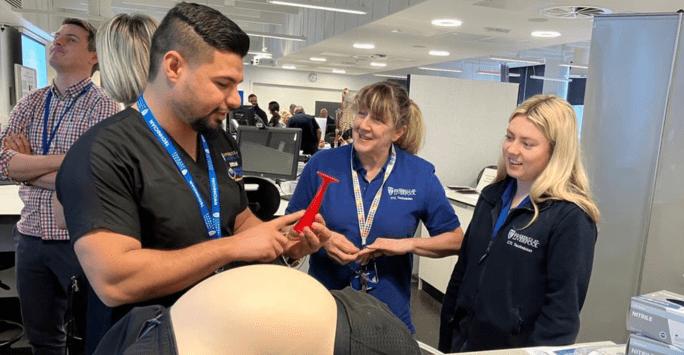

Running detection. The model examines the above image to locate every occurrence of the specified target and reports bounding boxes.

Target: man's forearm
[27,171,58,190]
[8,154,64,182]
[234,208,264,234]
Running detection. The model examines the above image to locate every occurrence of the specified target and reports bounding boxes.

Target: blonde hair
[96,13,158,105]
[495,94,600,224]
[280,110,292,123]
[343,81,424,154]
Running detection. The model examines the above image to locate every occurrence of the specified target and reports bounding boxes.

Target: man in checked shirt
[0,18,119,355]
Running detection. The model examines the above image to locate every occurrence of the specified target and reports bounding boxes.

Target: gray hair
[97,13,158,105]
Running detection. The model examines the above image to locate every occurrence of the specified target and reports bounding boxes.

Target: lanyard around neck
[137,95,221,239]
[351,145,397,246]
[42,83,92,155]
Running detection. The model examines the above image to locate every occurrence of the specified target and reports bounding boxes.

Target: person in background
[248,93,268,123]
[50,12,160,352]
[55,3,330,352]
[267,101,285,128]
[92,265,421,355]
[96,13,158,107]
[280,110,292,125]
[286,80,464,333]
[0,18,120,355]
[287,106,321,155]
[334,109,353,147]
[439,95,600,353]
[289,103,296,115]
[53,13,159,231]
[319,107,336,147]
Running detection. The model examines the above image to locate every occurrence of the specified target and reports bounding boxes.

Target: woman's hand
[283,213,332,259]
[355,238,414,265]
[322,231,360,265]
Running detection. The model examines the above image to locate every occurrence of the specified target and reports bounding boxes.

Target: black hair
[148,2,250,82]
[268,101,279,113]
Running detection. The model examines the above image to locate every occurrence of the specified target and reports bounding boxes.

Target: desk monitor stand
[292,172,338,234]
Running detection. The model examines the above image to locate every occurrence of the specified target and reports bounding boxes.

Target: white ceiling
[3,0,684,76]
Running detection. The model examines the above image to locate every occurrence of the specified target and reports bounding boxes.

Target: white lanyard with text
[137,95,221,239]
[351,145,396,246]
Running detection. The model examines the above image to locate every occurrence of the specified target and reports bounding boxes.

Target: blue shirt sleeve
[285,158,318,214]
[423,171,461,236]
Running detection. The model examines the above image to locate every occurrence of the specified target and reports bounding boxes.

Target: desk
[0,184,22,252]
[452,341,621,355]
[418,190,477,296]
[0,184,22,299]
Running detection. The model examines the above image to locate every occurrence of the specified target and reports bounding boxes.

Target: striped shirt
[0,78,120,240]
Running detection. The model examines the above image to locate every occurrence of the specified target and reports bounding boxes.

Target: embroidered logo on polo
[222,151,243,182]
[387,186,417,201]
[506,229,540,253]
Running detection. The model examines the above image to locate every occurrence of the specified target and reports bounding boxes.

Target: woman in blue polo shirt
[438,95,600,353]
[286,80,463,332]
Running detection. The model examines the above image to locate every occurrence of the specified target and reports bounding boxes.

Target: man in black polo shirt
[55,3,330,352]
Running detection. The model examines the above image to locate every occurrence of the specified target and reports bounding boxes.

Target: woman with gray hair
[96,13,158,106]
[54,13,158,229]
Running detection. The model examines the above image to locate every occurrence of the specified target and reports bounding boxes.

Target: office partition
[408,74,519,187]
[579,13,684,343]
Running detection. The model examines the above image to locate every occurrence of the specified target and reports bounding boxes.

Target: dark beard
[190,117,220,139]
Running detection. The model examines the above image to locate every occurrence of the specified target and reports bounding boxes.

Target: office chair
[244,177,281,221]
[324,132,336,145]
[477,165,497,186]
[0,251,25,349]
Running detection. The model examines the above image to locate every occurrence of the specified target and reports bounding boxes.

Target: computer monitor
[237,127,302,181]
[230,105,256,126]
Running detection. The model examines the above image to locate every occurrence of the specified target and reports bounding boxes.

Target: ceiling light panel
[353,43,375,49]
[370,62,387,67]
[489,57,544,65]
[418,67,463,73]
[268,0,367,14]
[431,19,463,27]
[374,74,407,79]
[531,31,561,38]
[429,50,450,56]
[245,31,306,42]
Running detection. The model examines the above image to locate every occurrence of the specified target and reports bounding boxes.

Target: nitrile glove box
[627,333,684,355]
[628,290,684,349]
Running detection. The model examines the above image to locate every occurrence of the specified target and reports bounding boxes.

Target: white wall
[409,74,519,187]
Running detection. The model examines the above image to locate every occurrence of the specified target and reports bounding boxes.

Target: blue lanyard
[42,83,92,155]
[137,95,222,239]
[492,180,529,240]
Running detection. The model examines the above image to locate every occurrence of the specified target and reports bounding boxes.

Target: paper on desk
[524,344,625,355]
[447,185,479,194]
[475,168,497,192]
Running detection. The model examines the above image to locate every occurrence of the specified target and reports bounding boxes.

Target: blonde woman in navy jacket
[439,95,600,353]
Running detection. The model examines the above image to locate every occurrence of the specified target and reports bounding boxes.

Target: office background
[1,0,684,350]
